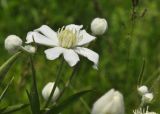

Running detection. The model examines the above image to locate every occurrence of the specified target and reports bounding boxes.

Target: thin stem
[126,0,137,68]
[92,0,103,16]
[30,57,37,92]
[70,85,91,113]
[44,58,64,108]
[145,67,160,84]
[55,63,91,113]
[29,56,40,113]
[79,98,91,113]
[55,64,79,102]
[137,59,146,86]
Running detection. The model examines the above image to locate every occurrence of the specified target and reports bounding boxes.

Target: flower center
[58,27,77,48]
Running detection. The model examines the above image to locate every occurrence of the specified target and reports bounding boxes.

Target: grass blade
[45,89,93,114]
[0,77,14,102]
[28,56,40,114]
[1,104,29,114]
[0,52,21,82]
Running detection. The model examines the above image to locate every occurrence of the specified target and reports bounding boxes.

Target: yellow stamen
[58,27,77,48]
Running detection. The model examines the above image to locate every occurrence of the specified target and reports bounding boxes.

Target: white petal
[75,47,99,68]
[65,24,83,35]
[35,25,59,45]
[65,24,83,32]
[92,89,115,114]
[77,30,96,46]
[63,49,80,67]
[44,47,64,60]
[91,89,125,114]
[26,32,58,47]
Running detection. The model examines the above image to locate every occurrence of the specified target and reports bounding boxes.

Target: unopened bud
[137,85,148,96]
[42,82,60,102]
[91,18,108,35]
[5,35,22,54]
[142,93,153,103]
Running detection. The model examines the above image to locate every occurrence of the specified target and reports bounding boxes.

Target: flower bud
[23,45,36,54]
[142,93,153,103]
[137,85,148,96]
[91,89,125,114]
[5,35,23,54]
[42,82,60,102]
[91,17,108,35]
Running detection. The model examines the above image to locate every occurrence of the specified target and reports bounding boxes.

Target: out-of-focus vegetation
[0,0,160,114]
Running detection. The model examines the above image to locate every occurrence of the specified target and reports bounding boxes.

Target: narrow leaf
[0,52,21,82]
[29,57,40,114]
[45,89,92,114]
[0,77,14,102]
[1,104,29,114]
[26,89,31,104]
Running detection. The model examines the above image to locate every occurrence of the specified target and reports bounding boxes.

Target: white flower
[42,82,60,102]
[91,17,108,35]
[138,85,149,96]
[5,35,23,54]
[91,89,125,114]
[26,24,99,68]
[133,107,157,114]
[22,45,36,54]
[142,93,154,103]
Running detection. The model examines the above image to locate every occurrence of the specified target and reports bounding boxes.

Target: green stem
[55,64,79,102]
[29,56,40,114]
[70,85,91,113]
[0,51,21,81]
[55,63,91,113]
[44,58,64,108]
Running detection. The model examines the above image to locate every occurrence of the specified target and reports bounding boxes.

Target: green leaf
[0,77,14,102]
[28,57,40,114]
[0,52,21,82]
[45,89,92,114]
[1,104,29,114]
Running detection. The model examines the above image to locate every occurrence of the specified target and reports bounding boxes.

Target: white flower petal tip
[142,93,154,103]
[77,30,96,46]
[5,35,23,54]
[75,47,99,69]
[63,49,80,67]
[42,82,60,102]
[44,47,64,60]
[137,85,149,96]
[26,31,58,47]
[91,89,125,114]
[26,32,34,43]
[34,25,58,45]
[93,65,98,70]
[91,17,108,35]
[65,24,83,32]
[22,45,36,54]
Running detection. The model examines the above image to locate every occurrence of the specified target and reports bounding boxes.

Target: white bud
[5,35,23,54]
[142,93,154,103]
[23,45,36,54]
[137,85,148,96]
[42,82,60,102]
[91,89,125,114]
[91,17,108,35]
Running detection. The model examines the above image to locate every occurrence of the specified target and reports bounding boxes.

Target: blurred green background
[0,0,160,114]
